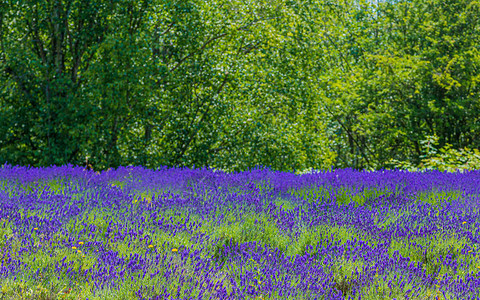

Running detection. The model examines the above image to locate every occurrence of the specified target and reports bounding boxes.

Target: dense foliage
[1,165,480,299]
[390,135,480,172]
[1,0,479,171]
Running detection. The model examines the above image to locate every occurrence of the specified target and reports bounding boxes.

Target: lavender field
[0,165,479,300]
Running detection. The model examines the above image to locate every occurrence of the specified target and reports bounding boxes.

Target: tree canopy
[1,0,479,171]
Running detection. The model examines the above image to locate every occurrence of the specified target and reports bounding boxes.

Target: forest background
[0,0,479,172]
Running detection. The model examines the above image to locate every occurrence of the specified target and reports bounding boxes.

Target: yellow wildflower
[148,244,154,248]
[78,242,84,245]
[33,228,38,231]
[72,246,77,250]
[463,221,467,224]
[172,248,178,252]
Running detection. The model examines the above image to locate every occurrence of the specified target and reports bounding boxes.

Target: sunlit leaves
[1,0,478,172]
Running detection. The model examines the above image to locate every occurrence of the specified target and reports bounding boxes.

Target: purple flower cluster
[0,164,480,299]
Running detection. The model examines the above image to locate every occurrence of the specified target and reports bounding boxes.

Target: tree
[0,0,130,167]
[2,0,478,172]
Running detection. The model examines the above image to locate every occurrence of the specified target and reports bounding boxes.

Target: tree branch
[174,73,231,163]
[26,14,47,66]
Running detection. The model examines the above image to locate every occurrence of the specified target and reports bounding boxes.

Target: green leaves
[1,0,479,172]
[390,135,480,172]
[309,0,480,169]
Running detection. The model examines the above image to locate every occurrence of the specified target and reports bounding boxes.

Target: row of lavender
[0,164,479,299]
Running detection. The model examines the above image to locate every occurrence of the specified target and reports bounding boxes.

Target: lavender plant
[0,164,479,299]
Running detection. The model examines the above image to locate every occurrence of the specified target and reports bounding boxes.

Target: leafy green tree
[0,0,131,167]
[1,0,478,172]
[0,0,336,171]
[360,0,480,168]
[296,0,480,169]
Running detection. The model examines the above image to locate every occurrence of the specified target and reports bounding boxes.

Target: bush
[390,135,480,172]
